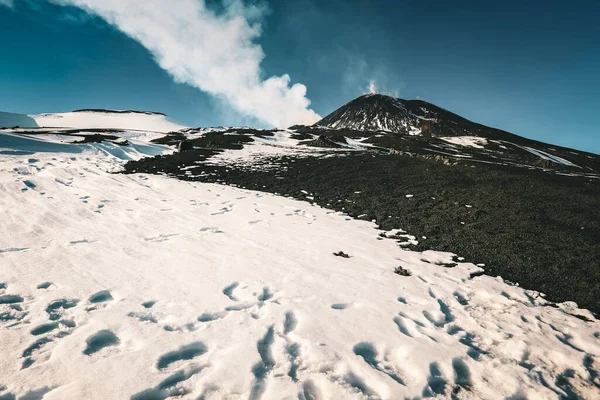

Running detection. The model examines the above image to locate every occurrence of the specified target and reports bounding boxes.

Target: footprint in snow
[331,303,352,310]
[2,387,56,400]
[225,303,255,312]
[394,312,431,340]
[458,331,490,361]
[30,322,60,336]
[199,227,224,234]
[0,247,29,254]
[197,311,228,323]
[46,298,79,321]
[300,380,324,400]
[0,290,29,329]
[283,311,298,335]
[0,295,24,305]
[83,330,120,356]
[22,318,77,369]
[257,287,274,302]
[353,342,405,385]
[86,290,113,311]
[143,233,179,243]
[142,300,157,309]
[211,207,233,215]
[21,180,37,191]
[156,342,208,370]
[250,326,276,400]
[128,311,158,324]
[393,315,415,338]
[131,365,207,400]
[69,239,90,245]
[422,299,455,328]
[453,291,469,306]
[222,282,240,301]
[422,362,448,397]
[452,357,472,389]
[281,312,302,382]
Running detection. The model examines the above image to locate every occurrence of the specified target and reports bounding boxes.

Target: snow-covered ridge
[72,109,167,116]
[29,110,187,133]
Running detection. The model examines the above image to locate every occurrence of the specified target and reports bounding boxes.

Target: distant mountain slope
[30,109,186,133]
[315,93,571,144]
[312,93,599,172]
[0,111,39,129]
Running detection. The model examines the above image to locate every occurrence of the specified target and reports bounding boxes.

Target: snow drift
[30,109,187,133]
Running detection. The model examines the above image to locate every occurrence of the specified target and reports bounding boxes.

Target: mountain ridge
[315,93,600,156]
[310,94,600,170]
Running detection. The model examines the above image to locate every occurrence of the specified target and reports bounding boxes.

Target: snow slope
[0,132,172,161]
[1,139,599,399]
[439,136,488,149]
[0,111,39,129]
[30,110,187,133]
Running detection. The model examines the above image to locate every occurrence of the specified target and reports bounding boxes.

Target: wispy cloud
[47,0,320,127]
[0,0,14,8]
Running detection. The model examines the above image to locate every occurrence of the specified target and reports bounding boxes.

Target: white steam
[50,0,321,127]
[368,80,377,94]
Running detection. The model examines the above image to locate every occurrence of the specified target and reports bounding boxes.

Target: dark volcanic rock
[177,140,194,152]
[301,135,348,148]
[394,266,412,276]
[334,251,351,258]
[72,134,128,146]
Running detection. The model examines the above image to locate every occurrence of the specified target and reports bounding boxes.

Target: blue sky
[1,0,599,153]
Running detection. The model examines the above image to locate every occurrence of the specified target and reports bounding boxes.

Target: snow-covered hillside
[1,132,599,399]
[30,109,187,133]
[0,112,39,129]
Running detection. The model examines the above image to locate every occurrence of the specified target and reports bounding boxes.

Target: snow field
[0,147,599,399]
